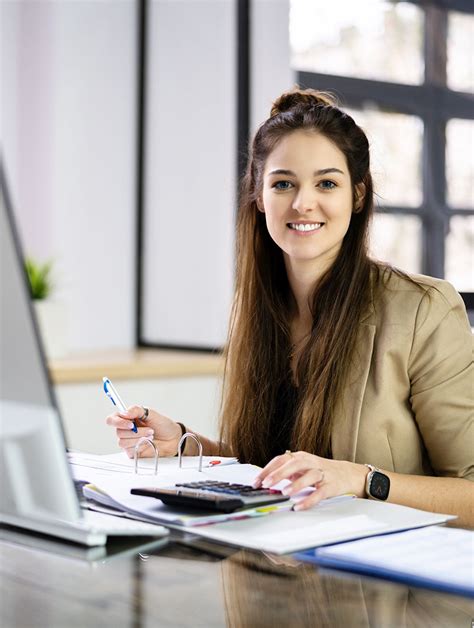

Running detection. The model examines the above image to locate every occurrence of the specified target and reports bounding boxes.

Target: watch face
[370,471,390,500]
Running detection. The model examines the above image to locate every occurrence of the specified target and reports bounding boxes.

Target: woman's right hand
[106,406,183,458]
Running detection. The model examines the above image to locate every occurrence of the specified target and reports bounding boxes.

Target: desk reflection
[1,529,473,628]
[220,550,473,628]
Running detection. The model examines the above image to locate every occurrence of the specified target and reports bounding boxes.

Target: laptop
[0,163,168,546]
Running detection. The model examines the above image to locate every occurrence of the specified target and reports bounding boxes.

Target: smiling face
[261,130,355,278]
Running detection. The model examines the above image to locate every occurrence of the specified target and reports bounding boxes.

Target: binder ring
[178,432,203,472]
[134,437,159,475]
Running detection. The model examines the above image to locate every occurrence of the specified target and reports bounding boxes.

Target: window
[447,11,474,93]
[290,0,474,316]
[290,0,424,85]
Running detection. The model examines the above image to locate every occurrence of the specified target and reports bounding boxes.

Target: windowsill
[49,348,224,384]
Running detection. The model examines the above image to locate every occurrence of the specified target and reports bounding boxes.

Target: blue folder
[294,527,474,599]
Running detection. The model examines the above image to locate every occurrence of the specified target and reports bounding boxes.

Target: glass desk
[1,526,472,628]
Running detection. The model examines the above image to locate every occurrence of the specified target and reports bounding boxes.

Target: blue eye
[273,180,293,191]
[318,180,336,190]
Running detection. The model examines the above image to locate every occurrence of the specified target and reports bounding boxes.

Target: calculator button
[248,490,274,496]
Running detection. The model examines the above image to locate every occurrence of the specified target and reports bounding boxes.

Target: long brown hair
[219,88,377,466]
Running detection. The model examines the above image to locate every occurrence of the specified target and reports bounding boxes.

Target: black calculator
[130,480,290,513]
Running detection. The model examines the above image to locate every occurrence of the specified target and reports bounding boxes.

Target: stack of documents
[71,454,294,527]
[70,451,455,555]
[295,526,474,597]
[69,451,238,476]
[185,498,454,554]
[82,477,295,528]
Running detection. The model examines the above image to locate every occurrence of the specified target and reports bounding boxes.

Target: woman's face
[261,130,355,276]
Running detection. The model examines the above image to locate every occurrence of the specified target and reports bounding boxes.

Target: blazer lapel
[331,321,376,462]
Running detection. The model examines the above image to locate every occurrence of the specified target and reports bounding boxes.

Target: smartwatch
[365,464,390,501]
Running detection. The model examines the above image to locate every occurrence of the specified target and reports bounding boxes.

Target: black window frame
[295,0,474,314]
[135,0,473,350]
[135,0,251,350]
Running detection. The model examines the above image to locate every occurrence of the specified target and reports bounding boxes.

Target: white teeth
[289,223,323,232]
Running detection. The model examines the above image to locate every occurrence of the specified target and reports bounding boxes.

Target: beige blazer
[331,271,473,480]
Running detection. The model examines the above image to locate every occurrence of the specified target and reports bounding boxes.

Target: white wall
[251,0,293,133]
[1,1,55,258]
[1,0,292,355]
[142,0,236,349]
[56,376,222,454]
[1,0,136,353]
[141,0,292,349]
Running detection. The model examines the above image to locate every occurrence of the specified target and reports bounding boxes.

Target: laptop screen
[0,164,57,411]
[0,162,80,524]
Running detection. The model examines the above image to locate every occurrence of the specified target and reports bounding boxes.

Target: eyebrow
[267,168,345,176]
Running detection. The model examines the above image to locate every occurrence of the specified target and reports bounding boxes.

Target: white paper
[69,451,237,475]
[186,499,455,554]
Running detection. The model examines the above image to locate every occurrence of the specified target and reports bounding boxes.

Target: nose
[292,185,317,214]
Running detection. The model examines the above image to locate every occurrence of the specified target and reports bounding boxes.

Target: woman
[107,89,473,525]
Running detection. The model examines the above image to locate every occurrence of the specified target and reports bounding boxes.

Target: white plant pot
[34,300,69,360]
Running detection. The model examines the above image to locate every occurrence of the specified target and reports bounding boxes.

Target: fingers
[253,453,292,487]
[106,412,136,430]
[253,451,330,512]
[106,405,150,432]
[124,405,147,420]
[117,426,154,445]
[122,405,149,430]
[256,452,319,489]
[281,468,324,496]
[121,406,177,436]
[293,484,329,511]
[116,425,180,458]
[123,441,156,459]
[117,426,156,459]
[255,452,360,511]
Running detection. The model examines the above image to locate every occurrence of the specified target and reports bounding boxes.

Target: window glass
[446,215,474,292]
[369,214,422,274]
[346,107,423,208]
[446,118,474,209]
[290,0,424,85]
[447,12,474,94]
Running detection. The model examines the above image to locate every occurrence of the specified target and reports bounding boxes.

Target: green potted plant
[25,257,68,359]
[25,257,54,300]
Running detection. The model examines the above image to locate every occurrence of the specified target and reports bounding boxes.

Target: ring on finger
[316,468,325,484]
[285,449,293,457]
[138,406,149,421]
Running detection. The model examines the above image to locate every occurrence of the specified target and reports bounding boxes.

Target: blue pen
[103,376,137,433]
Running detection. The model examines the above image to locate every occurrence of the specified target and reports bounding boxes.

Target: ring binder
[177,433,203,472]
[134,437,159,475]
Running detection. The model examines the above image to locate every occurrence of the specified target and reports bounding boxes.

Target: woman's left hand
[253,451,368,511]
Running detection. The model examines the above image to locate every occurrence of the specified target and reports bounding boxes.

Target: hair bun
[270,88,337,117]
